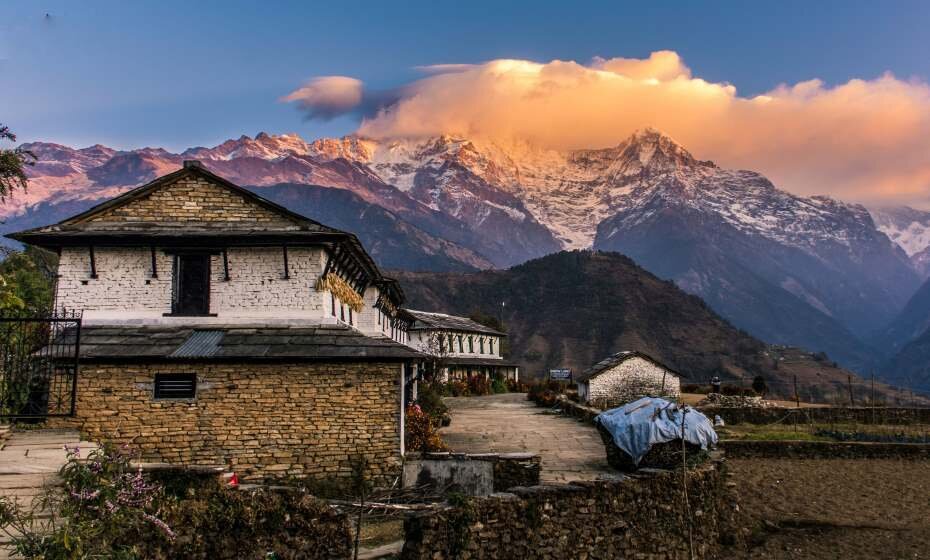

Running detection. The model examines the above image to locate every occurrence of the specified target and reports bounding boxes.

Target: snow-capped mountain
[870,206,930,278]
[8,128,922,371]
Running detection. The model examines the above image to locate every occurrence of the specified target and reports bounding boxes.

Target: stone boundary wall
[403,452,541,495]
[556,396,602,424]
[401,458,738,559]
[721,439,930,460]
[702,406,930,425]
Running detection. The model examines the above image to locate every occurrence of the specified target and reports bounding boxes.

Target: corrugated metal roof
[169,330,225,358]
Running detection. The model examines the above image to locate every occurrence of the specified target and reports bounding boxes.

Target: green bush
[417,382,450,422]
[491,379,508,394]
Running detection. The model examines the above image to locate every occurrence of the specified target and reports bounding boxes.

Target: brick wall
[56,361,404,482]
[584,356,681,408]
[56,246,327,322]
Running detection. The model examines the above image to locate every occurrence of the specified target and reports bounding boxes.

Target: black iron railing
[0,310,81,418]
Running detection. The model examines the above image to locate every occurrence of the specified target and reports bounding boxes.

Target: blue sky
[2,0,930,151]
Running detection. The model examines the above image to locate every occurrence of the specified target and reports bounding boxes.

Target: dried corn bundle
[315,273,365,312]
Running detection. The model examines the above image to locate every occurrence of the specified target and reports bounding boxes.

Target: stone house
[7,161,421,482]
[576,351,682,408]
[403,309,519,383]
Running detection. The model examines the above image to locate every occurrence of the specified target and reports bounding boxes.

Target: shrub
[405,404,449,452]
[417,382,450,422]
[720,384,756,397]
[681,383,711,394]
[506,379,530,393]
[526,381,562,407]
[466,376,491,396]
[491,378,508,394]
[0,443,352,560]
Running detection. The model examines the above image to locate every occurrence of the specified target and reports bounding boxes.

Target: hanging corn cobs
[315,273,365,312]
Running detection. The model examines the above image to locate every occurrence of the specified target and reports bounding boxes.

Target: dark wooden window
[480,338,485,354]
[153,373,196,400]
[489,339,495,355]
[457,335,463,353]
[468,336,474,353]
[172,254,211,316]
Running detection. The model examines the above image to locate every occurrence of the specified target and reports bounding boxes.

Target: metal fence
[0,310,81,418]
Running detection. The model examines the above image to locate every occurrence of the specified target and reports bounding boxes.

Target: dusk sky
[4,0,930,204]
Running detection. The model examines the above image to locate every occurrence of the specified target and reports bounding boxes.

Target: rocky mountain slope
[311,130,918,361]
[870,206,930,278]
[395,250,873,399]
[9,129,922,372]
[883,326,930,393]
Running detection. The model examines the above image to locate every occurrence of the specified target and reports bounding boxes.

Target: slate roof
[575,351,685,383]
[50,324,421,362]
[444,357,520,368]
[9,163,338,237]
[403,309,506,336]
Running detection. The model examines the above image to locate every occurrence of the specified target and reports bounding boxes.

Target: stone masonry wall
[401,458,736,559]
[586,356,681,408]
[85,175,297,226]
[702,405,930,425]
[55,361,403,482]
[56,246,326,322]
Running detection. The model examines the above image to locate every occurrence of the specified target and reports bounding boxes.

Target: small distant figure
[714,414,725,427]
[710,375,721,394]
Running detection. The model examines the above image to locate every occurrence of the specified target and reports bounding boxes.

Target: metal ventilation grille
[153,373,196,399]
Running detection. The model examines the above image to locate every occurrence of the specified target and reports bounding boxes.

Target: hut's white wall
[583,357,680,407]
[56,246,328,324]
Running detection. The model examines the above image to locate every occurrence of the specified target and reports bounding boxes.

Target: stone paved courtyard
[439,393,614,482]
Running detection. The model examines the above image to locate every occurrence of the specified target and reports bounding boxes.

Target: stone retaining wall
[401,457,738,559]
[403,452,541,495]
[702,406,930,425]
[556,396,601,424]
[721,439,930,460]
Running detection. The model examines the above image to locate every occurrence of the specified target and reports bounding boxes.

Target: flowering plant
[0,442,175,559]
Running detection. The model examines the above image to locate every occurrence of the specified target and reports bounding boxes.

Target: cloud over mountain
[284,50,930,206]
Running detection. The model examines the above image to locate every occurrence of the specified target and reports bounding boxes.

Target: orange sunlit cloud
[285,51,930,206]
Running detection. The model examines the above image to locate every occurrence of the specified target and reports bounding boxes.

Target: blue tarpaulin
[595,397,718,465]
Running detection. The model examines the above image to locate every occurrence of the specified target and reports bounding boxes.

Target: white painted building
[403,310,519,382]
[576,351,681,408]
[43,163,411,346]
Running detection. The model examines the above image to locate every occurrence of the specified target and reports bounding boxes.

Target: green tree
[0,247,57,314]
[0,125,36,201]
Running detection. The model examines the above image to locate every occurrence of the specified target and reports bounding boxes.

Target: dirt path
[723,458,930,559]
[0,430,97,559]
[440,393,614,482]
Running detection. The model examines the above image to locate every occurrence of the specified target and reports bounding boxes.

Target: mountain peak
[614,127,713,174]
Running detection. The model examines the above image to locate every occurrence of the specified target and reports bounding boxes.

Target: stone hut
[576,351,682,408]
[7,161,421,482]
